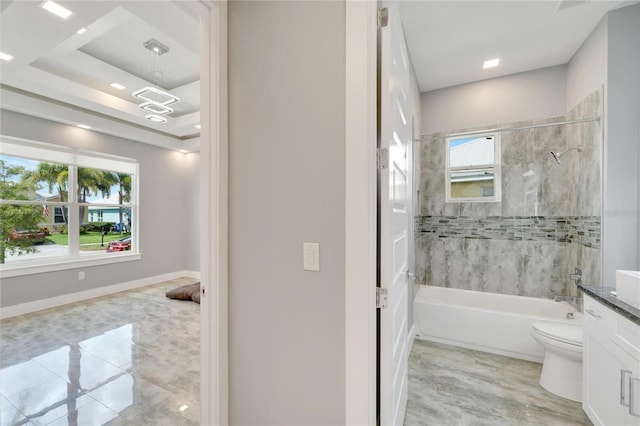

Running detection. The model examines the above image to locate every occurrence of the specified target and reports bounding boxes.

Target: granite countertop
[578,284,640,325]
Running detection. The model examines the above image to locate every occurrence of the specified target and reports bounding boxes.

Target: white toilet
[531,321,583,402]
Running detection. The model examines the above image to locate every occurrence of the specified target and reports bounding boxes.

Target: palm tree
[25,162,69,224]
[113,173,132,233]
[77,168,116,225]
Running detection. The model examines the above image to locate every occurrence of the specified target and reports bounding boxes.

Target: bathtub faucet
[569,267,582,284]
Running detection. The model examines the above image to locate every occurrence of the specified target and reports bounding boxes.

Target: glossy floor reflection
[0,278,200,426]
[405,339,592,426]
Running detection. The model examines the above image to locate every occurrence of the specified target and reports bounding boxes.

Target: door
[378,4,411,425]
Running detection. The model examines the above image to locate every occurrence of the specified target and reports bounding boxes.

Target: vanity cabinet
[583,295,640,426]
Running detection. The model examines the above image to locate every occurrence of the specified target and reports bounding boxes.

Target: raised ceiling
[0,1,200,152]
[399,0,638,93]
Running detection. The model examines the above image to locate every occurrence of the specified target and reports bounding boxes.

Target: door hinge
[376,287,388,309]
[376,148,389,170]
[377,7,389,29]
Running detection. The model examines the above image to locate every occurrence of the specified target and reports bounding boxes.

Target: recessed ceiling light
[77,124,91,129]
[483,58,500,69]
[110,82,126,90]
[77,27,88,34]
[0,52,14,61]
[146,114,167,124]
[41,1,73,19]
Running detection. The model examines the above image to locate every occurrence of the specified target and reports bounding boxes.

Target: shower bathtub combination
[413,285,582,362]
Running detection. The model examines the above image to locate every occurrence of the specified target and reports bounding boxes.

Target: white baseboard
[0,270,201,320]
[182,269,201,279]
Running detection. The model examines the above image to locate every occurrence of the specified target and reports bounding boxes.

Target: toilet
[531,321,583,402]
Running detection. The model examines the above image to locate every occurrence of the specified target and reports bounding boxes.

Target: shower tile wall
[416,91,601,298]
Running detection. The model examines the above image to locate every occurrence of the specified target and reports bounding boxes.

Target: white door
[378,4,411,426]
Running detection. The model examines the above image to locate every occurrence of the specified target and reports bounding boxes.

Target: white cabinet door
[584,323,640,426]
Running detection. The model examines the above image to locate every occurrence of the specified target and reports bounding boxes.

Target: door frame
[199,0,228,425]
[345,1,378,424]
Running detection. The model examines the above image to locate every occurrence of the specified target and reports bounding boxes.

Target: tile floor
[0,278,200,426]
[405,339,593,426]
[2,282,594,426]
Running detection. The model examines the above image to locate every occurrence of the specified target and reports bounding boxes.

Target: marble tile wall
[416,91,601,298]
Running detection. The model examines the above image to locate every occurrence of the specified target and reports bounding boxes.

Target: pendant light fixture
[132,39,180,124]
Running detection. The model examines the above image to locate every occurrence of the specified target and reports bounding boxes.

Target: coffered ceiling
[0,1,200,152]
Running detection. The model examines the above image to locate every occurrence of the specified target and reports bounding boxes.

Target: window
[53,206,67,224]
[445,132,501,202]
[0,136,139,276]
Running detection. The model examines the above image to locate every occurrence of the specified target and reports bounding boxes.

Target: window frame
[0,136,140,278]
[445,132,502,203]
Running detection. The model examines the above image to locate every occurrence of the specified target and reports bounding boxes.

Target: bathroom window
[446,132,501,202]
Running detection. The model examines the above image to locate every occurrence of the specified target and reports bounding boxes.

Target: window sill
[0,252,141,278]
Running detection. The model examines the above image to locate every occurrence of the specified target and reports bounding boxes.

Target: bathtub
[413,285,582,363]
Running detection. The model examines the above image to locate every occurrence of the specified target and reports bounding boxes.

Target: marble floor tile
[1,395,28,426]
[32,346,127,391]
[45,399,119,426]
[405,340,592,426]
[0,279,200,426]
[0,361,57,396]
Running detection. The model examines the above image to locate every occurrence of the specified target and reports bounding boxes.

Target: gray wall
[565,3,640,285]
[416,92,601,298]
[228,1,346,424]
[0,110,200,307]
[420,65,567,135]
[183,152,201,272]
[603,4,640,285]
[566,15,607,111]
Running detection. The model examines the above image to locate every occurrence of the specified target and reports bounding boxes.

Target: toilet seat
[532,322,583,346]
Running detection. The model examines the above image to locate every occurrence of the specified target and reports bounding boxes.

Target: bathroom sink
[616,270,640,309]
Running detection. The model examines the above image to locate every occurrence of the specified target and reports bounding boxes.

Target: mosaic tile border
[415,215,600,249]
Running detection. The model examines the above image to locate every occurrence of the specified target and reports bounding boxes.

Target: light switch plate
[303,243,320,272]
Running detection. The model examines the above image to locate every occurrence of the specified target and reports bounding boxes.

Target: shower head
[549,145,582,164]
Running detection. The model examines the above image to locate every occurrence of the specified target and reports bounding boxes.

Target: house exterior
[38,195,72,233]
[87,193,130,227]
[39,196,91,232]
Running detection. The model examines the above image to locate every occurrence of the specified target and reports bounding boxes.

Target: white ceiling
[0,1,200,152]
[399,0,638,93]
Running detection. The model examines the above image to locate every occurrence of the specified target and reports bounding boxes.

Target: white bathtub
[413,285,582,362]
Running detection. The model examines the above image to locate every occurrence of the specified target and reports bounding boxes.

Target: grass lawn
[46,231,131,251]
